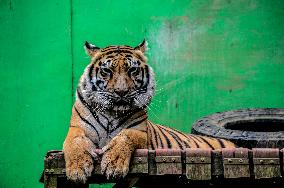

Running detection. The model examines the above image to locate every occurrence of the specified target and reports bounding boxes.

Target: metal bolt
[260,160,264,164]
[270,160,274,164]
[45,169,49,173]
[62,169,66,173]
[138,157,142,163]
[228,159,232,163]
[172,158,176,162]
[49,169,54,173]
[239,159,243,163]
[163,158,166,162]
[191,158,194,162]
[201,158,205,162]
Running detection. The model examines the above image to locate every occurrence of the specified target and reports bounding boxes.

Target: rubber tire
[191,108,284,148]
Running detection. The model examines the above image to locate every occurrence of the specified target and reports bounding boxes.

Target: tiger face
[79,40,155,113]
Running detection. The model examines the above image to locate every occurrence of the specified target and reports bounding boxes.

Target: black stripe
[106,55,114,59]
[74,107,100,138]
[166,126,190,138]
[94,50,145,64]
[123,45,132,48]
[95,67,99,78]
[141,67,145,88]
[126,117,147,129]
[166,130,184,149]
[188,135,200,148]
[118,108,143,126]
[147,123,156,149]
[151,124,164,148]
[125,54,133,58]
[104,50,144,62]
[156,125,172,148]
[108,110,145,132]
[101,47,117,52]
[159,126,191,148]
[148,123,158,149]
[88,64,94,81]
[101,46,119,51]
[197,136,215,149]
[105,50,133,56]
[88,64,98,91]
[190,134,203,142]
[144,65,150,87]
[101,46,133,52]
[217,138,226,148]
[76,89,107,131]
[121,110,145,125]
[159,126,184,149]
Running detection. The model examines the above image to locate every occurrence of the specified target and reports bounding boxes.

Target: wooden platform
[41,148,284,188]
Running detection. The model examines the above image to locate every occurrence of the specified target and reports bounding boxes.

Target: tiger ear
[84,41,100,57]
[134,39,148,53]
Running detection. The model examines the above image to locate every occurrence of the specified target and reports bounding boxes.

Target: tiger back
[147,121,235,149]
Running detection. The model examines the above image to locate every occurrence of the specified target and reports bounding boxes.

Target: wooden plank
[186,148,211,180]
[155,149,182,175]
[253,148,281,179]
[222,148,250,178]
[42,148,284,187]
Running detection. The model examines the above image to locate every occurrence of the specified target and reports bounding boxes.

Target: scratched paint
[1,0,284,187]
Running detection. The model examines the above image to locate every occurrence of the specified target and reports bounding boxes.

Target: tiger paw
[65,152,96,183]
[100,136,133,179]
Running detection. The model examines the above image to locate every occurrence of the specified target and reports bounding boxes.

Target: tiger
[63,39,235,183]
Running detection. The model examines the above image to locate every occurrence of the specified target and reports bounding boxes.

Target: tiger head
[78,40,156,114]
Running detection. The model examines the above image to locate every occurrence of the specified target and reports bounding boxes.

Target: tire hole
[224,119,284,132]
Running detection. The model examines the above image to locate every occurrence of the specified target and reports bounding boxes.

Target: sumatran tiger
[63,40,235,183]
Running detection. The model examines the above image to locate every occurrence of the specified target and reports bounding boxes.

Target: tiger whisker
[136,96,162,123]
[154,87,167,96]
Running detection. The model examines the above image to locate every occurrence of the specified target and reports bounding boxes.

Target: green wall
[1,0,284,187]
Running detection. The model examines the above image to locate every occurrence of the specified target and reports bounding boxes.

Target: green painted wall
[0,0,284,187]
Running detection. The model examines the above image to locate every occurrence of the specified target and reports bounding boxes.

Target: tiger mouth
[114,99,130,105]
[113,105,131,111]
[111,99,133,111]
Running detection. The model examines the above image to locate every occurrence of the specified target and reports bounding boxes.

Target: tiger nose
[114,89,129,97]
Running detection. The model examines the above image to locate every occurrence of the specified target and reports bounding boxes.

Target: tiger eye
[100,71,107,77]
[100,68,112,77]
[128,67,139,77]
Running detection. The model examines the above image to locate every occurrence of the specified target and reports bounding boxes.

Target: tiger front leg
[101,129,147,179]
[63,127,98,183]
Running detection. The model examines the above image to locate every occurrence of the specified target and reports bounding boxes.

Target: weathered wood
[148,150,156,175]
[155,149,182,175]
[44,151,61,188]
[223,148,250,178]
[185,148,211,180]
[42,148,284,187]
[211,150,223,178]
[44,175,58,188]
[253,148,281,179]
[129,149,148,174]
